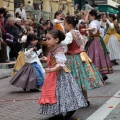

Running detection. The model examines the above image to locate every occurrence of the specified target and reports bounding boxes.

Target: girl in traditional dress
[38,29,87,120]
[10,33,45,91]
[52,11,64,33]
[104,14,120,65]
[78,11,88,49]
[81,10,113,81]
[60,15,103,107]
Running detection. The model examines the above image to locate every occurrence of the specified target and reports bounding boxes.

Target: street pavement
[0,61,120,120]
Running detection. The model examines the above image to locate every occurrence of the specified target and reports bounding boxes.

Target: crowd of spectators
[0,2,53,63]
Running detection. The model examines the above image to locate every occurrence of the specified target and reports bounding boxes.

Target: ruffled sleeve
[52,19,58,25]
[106,19,114,29]
[89,20,99,34]
[55,53,67,67]
[61,32,73,45]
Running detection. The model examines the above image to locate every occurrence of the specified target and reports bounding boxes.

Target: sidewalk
[0,62,14,79]
[0,69,13,79]
[0,60,47,79]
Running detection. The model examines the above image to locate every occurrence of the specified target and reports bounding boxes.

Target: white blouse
[106,19,114,29]
[24,49,45,73]
[61,32,73,46]
[61,30,83,49]
[18,35,27,43]
[55,53,67,67]
[89,20,100,34]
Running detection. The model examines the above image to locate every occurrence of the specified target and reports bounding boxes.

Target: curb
[0,69,13,79]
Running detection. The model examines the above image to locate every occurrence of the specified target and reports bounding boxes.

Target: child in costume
[78,11,88,49]
[61,15,103,106]
[10,33,45,91]
[104,13,120,65]
[38,29,87,120]
[82,10,113,81]
[52,11,64,33]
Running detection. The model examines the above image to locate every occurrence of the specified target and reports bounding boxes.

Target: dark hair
[109,14,117,21]
[19,2,24,6]
[89,9,99,19]
[24,33,37,48]
[85,1,88,4]
[97,13,101,20]
[101,14,106,18]
[39,18,44,23]
[54,11,62,19]
[0,7,6,14]
[37,24,44,30]
[15,12,21,19]
[65,15,78,27]
[48,29,65,43]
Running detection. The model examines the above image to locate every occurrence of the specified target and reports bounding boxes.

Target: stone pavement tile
[105,103,120,120]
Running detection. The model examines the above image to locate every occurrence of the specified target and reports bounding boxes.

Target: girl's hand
[45,68,51,73]
[30,48,34,51]
[39,49,42,52]
[42,56,47,61]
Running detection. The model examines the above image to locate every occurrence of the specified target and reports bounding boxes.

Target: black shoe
[64,110,76,119]
[114,61,119,65]
[111,60,119,65]
[103,76,108,81]
[48,114,64,120]
[87,101,90,107]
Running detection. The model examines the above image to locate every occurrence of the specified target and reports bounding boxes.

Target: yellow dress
[104,22,120,44]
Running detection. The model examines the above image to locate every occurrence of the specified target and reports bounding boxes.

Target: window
[14,0,24,10]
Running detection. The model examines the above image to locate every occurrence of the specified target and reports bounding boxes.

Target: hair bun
[59,31,65,40]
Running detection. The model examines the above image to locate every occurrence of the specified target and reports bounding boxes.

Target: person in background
[5,17,21,59]
[14,18,23,34]
[39,18,45,25]
[15,12,21,19]
[104,14,120,65]
[10,33,45,91]
[78,11,88,49]
[18,26,34,44]
[52,11,65,33]
[100,14,107,36]
[82,10,113,81]
[15,2,26,20]
[85,1,93,11]
[0,22,8,63]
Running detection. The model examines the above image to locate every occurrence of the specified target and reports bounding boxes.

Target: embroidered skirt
[85,37,113,74]
[66,52,103,91]
[105,35,120,60]
[10,62,44,89]
[38,70,87,115]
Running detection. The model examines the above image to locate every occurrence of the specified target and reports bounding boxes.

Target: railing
[26,10,54,21]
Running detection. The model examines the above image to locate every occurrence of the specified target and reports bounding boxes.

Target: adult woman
[104,14,120,65]
[82,10,113,80]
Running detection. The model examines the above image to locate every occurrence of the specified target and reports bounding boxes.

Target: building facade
[87,0,120,14]
[0,0,74,20]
